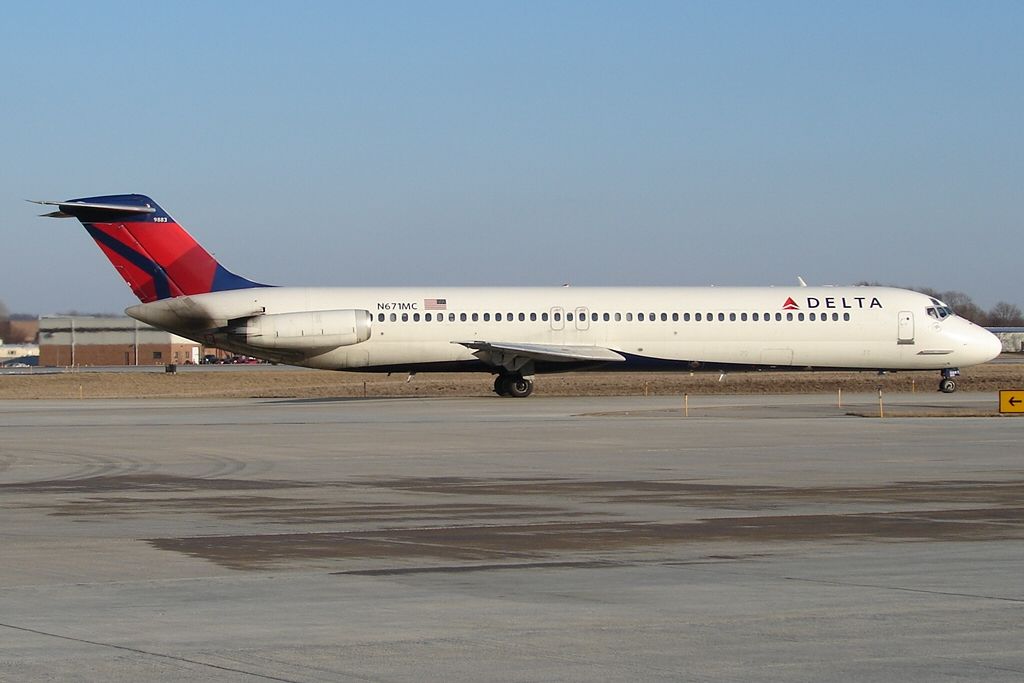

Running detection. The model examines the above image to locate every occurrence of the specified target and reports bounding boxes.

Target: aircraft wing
[454,340,625,374]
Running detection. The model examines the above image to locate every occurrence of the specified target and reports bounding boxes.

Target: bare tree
[0,299,8,342]
[937,291,988,325]
[913,286,942,300]
[987,302,1024,327]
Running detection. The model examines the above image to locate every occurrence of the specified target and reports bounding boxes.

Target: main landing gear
[939,368,960,393]
[493,373,534,398]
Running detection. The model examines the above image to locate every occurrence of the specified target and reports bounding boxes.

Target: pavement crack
[778,576,1024,603]
[0,620,312,682]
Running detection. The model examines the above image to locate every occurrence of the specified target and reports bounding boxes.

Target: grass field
[2,362,1021,400]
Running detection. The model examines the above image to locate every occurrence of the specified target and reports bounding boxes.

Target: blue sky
[2,1,1021,314]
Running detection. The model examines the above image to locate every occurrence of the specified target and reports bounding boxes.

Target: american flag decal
[424,298,447,310]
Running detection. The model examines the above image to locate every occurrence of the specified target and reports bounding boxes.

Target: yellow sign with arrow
[999,390,1024,414]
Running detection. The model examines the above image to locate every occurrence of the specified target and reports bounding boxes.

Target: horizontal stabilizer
[29,199,156,219]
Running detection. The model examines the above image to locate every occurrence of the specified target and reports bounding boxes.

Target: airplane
[33,194,1002,397]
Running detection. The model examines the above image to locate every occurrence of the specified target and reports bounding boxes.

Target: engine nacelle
[228,309,371,351]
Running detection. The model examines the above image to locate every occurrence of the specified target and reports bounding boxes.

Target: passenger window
[554,312,561,321]
[542,312,549,321]
[425,313,432,322]
[472,313,479,322]
[567,312,574,322]
[729,313,736,322]
[592,312,598,322]
[775,313,782,321]
[484,313,491,321]
[797,313,804,321]
[752,313,759,321]
[683,313,690,322]
[614,313,622,322]
[786,312,793,321]
[843,312,850,321]
[695,313,702,321]
[496,312,503,321]
[378,313,385,322]
[413,313,420,322]
[390,313,397,322]
[661,313,668,322]
[672,313,678,322]
[718,313,725,322]
[707,312,713,322]
[603,313,610,321]
[638,313,645,322]
[518,313,525,321]
[626,313,633,321]
[530,312,537,321]
[832,312,839,321]
[461,313,467,322]
[809,312,815,321]
[402,313,409,322]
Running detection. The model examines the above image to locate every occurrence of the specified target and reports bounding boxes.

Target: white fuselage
[126,285,1002,374]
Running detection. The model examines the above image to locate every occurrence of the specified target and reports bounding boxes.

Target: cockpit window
[926,297,955,320]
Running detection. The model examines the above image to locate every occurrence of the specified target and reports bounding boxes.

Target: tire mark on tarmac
[0,446,149,482]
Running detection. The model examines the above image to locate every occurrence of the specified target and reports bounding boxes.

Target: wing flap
[455,341,625,371]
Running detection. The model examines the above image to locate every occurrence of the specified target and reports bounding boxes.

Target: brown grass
[2,362,1022,400]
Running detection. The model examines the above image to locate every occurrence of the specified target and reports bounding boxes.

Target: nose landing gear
[939,368,960,393]
[493,373,534,398]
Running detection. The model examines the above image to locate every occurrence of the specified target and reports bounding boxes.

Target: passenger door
[898,311,914,344]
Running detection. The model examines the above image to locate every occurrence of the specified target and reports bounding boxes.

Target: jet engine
[227,309,371,352]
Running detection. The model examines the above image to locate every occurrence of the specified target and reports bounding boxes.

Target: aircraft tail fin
[33,194,266,303]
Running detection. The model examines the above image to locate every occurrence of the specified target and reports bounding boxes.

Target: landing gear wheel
[939,378,956,393]
[493,376,511,396]
[506,376,534,398]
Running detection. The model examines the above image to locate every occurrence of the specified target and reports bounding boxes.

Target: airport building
[38,316,202,367]
[1,343,39,365]
[990,328,1024,353]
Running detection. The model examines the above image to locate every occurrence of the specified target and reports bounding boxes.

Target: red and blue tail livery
[33,194,265,303]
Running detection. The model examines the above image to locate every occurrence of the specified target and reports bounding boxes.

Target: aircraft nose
[979,328,1003,363]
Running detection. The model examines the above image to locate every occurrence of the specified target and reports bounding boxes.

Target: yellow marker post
[999,390,1024,414]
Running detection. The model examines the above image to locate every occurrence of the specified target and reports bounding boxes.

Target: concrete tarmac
[1,393,1022,681]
